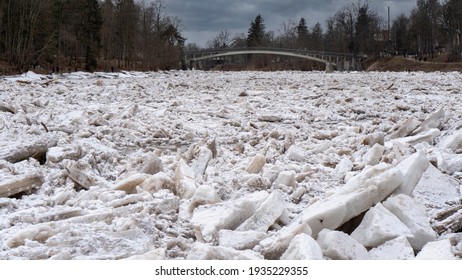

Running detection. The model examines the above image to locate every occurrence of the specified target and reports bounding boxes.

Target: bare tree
[114,0,139,68]
[391,14,411,54]
[410,0,442,56]
[207,30,234,49]
[324,1,381,54]
[1,0,43,70]
[443,0,462,60]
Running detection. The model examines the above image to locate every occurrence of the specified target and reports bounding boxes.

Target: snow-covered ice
[382,194,436,250]
[317,229,369,260]
[1,70,462,260]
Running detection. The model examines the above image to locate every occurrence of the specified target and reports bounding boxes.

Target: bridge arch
[184,48,364,71]
[188,49,334,66]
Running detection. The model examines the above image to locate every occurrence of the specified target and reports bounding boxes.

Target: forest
[1,0,462,74]
[0,0,184,74]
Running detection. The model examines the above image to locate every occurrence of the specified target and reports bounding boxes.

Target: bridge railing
[184,47,366,59]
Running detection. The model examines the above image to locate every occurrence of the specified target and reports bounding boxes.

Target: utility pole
[387,6,391,51]
[388,6,390,36]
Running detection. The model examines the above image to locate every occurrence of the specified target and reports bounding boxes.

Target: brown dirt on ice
[367,57,462,72]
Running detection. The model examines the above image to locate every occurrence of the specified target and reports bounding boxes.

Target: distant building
[374,30,390,42]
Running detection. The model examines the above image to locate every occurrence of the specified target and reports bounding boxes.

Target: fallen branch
[41,122,49,133]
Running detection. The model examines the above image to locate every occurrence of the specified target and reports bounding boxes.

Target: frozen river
[0,70,461,260]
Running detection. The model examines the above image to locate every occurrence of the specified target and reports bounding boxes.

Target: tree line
[2,0,462,74]
[203,0,462,62]
[0,0,184,74]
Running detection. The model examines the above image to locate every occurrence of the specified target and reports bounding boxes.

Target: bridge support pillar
[325,63,334,73]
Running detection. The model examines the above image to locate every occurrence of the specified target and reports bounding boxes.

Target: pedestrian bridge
[184,47,366,71]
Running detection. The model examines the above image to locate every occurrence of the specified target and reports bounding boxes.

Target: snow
[1,70,462,260]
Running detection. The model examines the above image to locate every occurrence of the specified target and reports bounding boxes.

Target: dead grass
[367,57,462,72]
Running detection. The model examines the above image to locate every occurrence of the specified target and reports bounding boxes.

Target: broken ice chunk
[188,185,222,212]
[438,131,462,153]
[334,156,353,180]
[218,230,267,250]
[237,190,286,232]
[124,248,166,260]
[368,236,415,260]
[350,203,413,248]
[415,239,458,260]
[65,160,105,190]
[363,143,384,166]
[47,145,81,163]
[191,191,269,242]
[113,173,150,194]
[0,173,43,198]
[389,117,421,139]
[394,150,429,195]
[286,145,307,162]
[187,243,263,260]
[363,132,385,146]
[272,171,296,188]
[139,153,163,175]
[192,146,213,179]
[292,163,404,237]
[139,172,174,194]
[383,194,436,250]
[386,128,441,148]
[246,175,271,190]
[411,107,445,135]
[316,229,369,260]
[412,164,460,215]
[246,154,266,174]
[5,223,57,248]
[174,159,197,199]
[257,221,312,259]
[280,233,323,260]
[445,154,462,175]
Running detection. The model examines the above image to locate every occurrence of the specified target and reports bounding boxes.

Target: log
[0,174,44,197]
[0,135,58,163]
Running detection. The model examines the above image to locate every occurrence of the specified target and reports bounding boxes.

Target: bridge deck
[184,47,365,71]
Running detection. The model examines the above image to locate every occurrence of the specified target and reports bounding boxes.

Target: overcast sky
[163,0,416,47]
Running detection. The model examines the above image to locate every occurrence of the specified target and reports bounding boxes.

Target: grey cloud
[162,0,415,46]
